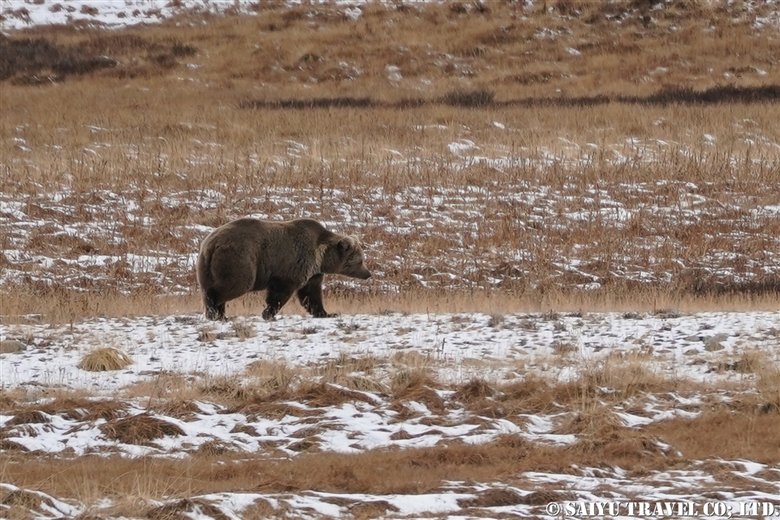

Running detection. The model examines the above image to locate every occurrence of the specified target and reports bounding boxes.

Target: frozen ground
[2,311,780,392]
[3,2,780,517]
[4,470,780,520]
[1,0,257,31]
[1,310,780,518]
[3,0,780,33]
[1,0,404,31]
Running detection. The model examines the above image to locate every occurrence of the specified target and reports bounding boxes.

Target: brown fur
[196,218,371,321]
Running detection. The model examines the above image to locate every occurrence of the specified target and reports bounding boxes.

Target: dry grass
[0,2,779,320]
[647,410,780,463]
[2,401,778,506]
[757,362,780,412]
[100,414,184,445]
[2,290,779,325]
[572,352,673,399]
[310,353,387,393]
[0,357,778,515]
[7,1,769,99]
[1,5,779,513]
[78,347,133,372]
[146,498,229,520]
[37,397,126,422]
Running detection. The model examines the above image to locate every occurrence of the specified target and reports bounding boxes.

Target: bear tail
[197,250,222,320]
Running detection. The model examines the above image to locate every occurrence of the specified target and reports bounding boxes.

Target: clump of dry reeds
[100,413,184,444]
[78,347,132,372]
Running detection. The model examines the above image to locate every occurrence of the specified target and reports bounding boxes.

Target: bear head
[333,236,371,280]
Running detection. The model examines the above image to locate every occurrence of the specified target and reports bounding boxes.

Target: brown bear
[196,217,371,321]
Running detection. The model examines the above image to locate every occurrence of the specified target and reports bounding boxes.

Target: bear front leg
[263,278,296,321]
[297,274,336,318]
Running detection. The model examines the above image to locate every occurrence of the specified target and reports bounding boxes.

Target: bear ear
[337,238,352,253]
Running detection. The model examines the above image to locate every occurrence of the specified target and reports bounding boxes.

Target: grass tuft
[100,413,184,444]
[78,348,132,372]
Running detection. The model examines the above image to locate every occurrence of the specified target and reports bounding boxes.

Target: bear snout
[356,267,372,279]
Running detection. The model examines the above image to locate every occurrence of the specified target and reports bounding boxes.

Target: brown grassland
[1,0,780,320]
[1,353,780,516]
[1,0,780,321]
[1,0,780,517]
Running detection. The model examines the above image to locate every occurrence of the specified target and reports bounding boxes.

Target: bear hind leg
[297,274,335,318]
[204,290,226,321]
[262,278,296,321]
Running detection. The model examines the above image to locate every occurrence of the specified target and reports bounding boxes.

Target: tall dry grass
[1,1,780,319]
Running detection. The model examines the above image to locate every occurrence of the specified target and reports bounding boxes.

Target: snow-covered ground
[3,1,780,517]
[0,0,256,31]
[2,311,779,392]
[2,310,779,460]
[1,310,780,518]
[5,469,780,520]
[3,0,780,33]
[1,0,395,31]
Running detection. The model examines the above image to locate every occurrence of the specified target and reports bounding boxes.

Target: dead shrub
[78,347,132,372]
[100,414,184,444]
